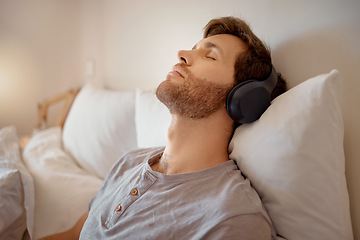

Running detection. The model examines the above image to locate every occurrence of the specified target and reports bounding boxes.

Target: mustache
[172,62,235,92]
[174,63,191,76]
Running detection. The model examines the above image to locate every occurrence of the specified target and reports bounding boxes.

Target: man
[41,16,286,239]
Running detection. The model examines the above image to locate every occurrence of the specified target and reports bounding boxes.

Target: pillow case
[62,83,137,178]
[0,125,34,239]
[22,127,103,239]
[135,88,171,148]
[229,69,353,240]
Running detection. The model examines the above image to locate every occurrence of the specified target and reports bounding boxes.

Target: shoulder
[211,164,276,238]
[219,163,266,215]
[204,165,276,238]
[204,162,271,220]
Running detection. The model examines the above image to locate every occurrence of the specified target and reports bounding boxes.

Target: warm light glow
[0,69,3,91]
[0,53,17,101]
[0,39,39,112]
[0,59,10,100]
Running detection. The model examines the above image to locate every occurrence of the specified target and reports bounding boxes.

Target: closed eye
[206,56,216,60]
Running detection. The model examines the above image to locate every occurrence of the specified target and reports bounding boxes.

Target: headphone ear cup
[226,81,271,123]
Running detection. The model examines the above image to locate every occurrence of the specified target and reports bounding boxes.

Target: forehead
[197,34,246,57]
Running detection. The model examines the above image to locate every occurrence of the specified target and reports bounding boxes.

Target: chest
[87,173,228,239]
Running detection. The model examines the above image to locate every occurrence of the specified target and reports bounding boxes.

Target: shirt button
[115,204,122,212]
[130,188,138,196]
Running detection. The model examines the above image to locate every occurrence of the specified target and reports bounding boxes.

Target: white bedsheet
[22,127,103,239]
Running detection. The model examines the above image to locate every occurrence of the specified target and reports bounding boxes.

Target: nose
[177,50,192,65]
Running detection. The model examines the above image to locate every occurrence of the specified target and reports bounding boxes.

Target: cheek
[193,65,234,85]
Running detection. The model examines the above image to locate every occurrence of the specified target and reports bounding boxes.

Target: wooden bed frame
[37,88,80,129]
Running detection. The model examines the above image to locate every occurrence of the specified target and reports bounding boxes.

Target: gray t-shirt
[80,147,276,240]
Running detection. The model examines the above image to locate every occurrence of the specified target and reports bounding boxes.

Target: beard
[156,67,234,119]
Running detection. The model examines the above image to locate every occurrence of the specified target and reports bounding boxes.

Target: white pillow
[0,125,35,239]
[135,88,171,148]
[22,127,103,239]
[229,69,353,240]
[63,83,137,178]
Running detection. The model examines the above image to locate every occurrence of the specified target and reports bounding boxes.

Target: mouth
[168,65,185,79]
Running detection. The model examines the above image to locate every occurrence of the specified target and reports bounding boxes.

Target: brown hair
[204,17,287,100]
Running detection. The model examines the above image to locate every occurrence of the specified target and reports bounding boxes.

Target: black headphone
[226,66,277,124]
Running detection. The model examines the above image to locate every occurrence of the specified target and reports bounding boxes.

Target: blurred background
[0,0,359,238]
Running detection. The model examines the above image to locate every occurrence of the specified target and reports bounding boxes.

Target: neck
[154,109,234,175]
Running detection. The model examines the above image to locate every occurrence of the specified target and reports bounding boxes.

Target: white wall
[81,0,359,89]
[0,0,83,135]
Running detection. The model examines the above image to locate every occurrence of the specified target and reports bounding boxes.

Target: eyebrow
[192,42,223,55]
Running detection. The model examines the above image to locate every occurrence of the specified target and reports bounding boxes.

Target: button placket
[105,169,157,228]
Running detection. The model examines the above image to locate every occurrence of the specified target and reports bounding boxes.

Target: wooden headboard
[37,88,80,129]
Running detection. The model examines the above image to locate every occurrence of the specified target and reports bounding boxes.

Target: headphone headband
[261,66,277,94]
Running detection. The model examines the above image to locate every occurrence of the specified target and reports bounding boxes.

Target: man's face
[156,34,245,119]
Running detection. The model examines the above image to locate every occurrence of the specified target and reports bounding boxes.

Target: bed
[0,68,354,239]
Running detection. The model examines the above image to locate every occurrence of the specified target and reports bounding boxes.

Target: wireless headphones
[226,66,277,124]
